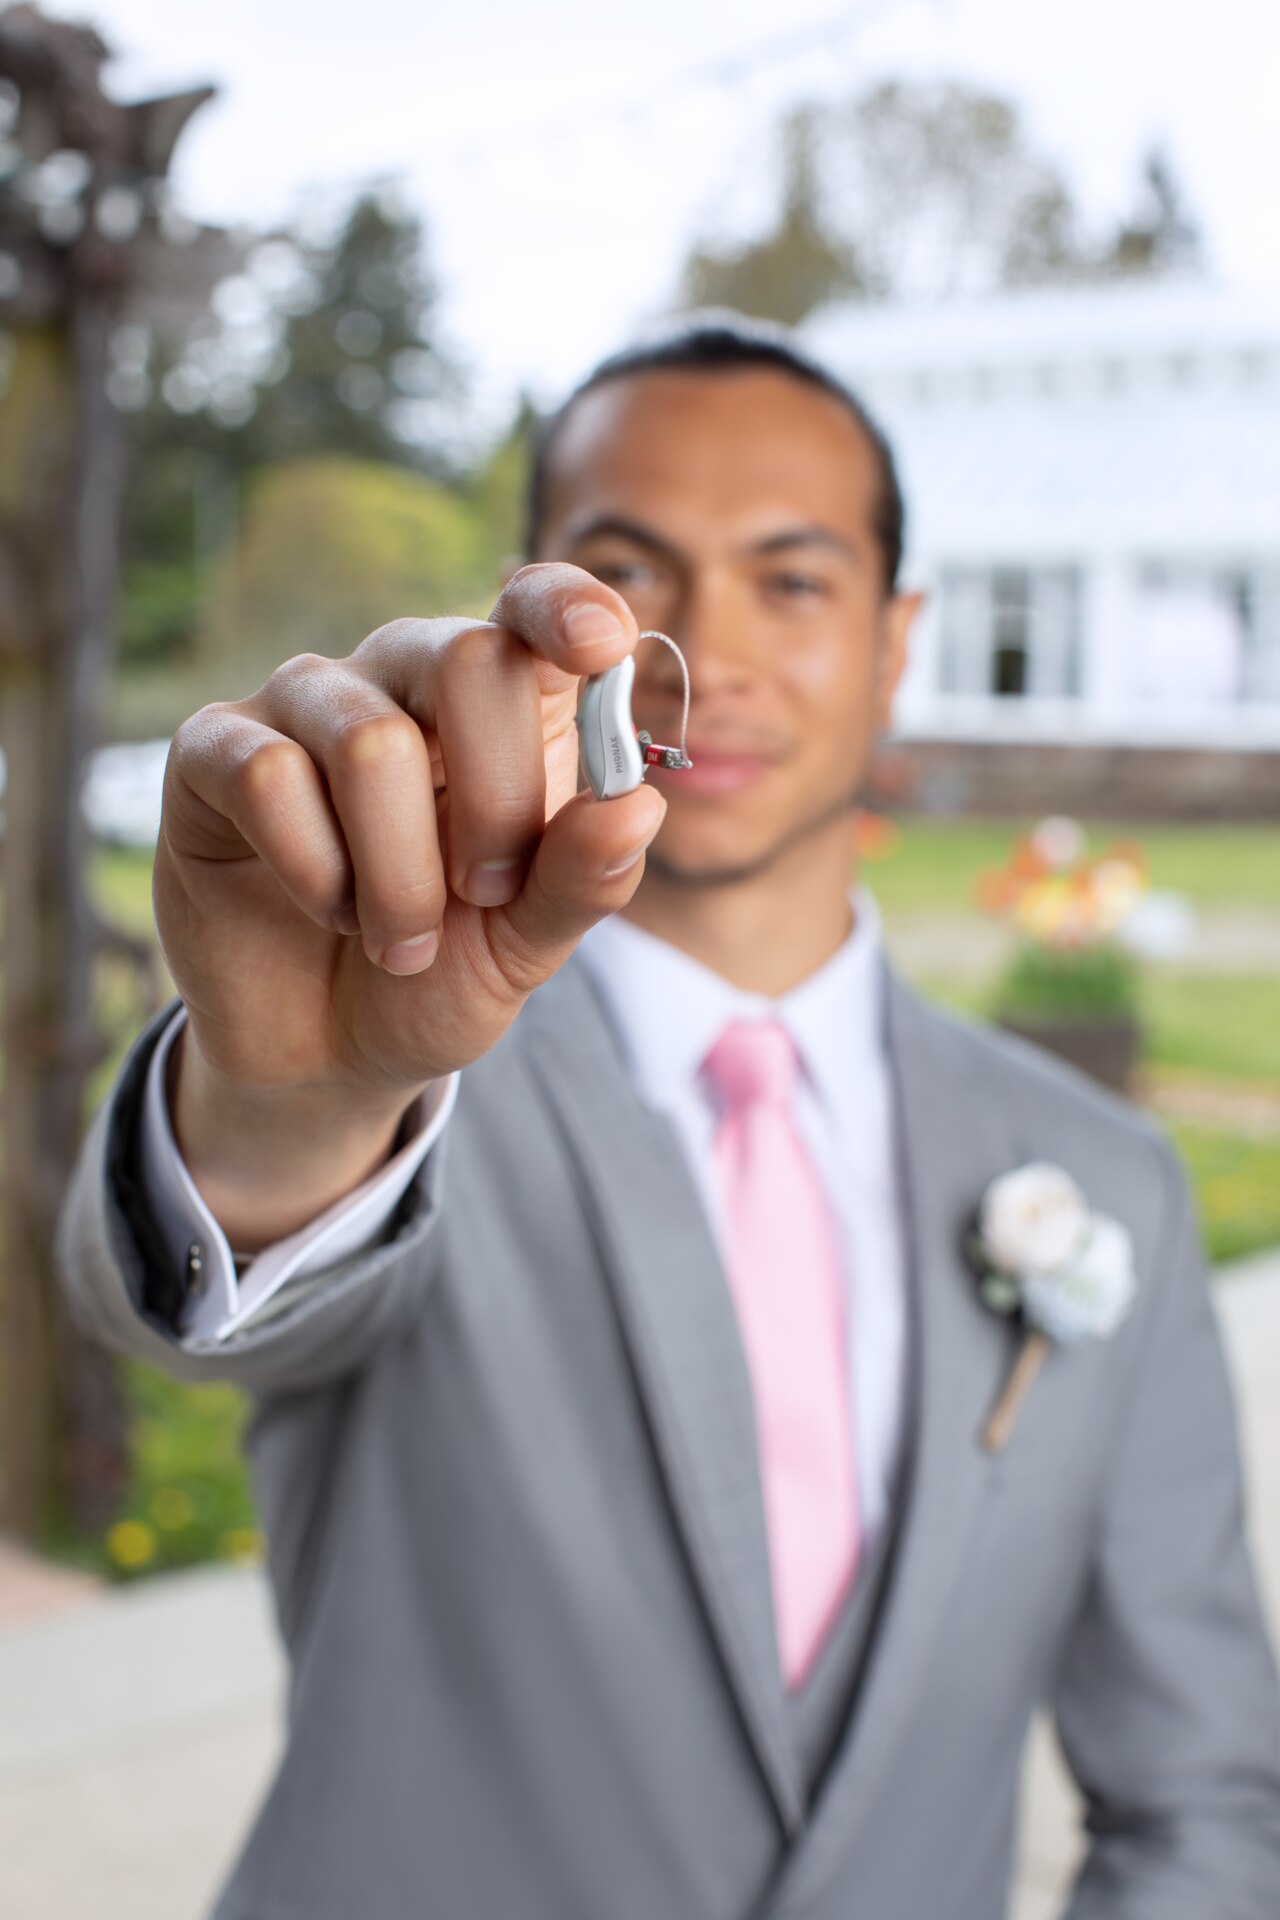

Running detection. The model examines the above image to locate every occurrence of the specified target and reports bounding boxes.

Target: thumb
[486,785,666,991]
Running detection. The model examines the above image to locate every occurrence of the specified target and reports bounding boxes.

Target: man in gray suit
[60,317,1280,1918]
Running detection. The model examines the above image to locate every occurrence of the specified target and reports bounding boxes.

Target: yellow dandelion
[218,1528,264,1565]
[107,1519,157,1570]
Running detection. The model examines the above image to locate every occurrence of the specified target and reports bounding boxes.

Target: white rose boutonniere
[970,1161,1138,1451]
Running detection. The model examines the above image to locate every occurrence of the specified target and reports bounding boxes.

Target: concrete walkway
[0,1539,100,1630]
[4,1250,1279,1920]
[883,905,1280,981]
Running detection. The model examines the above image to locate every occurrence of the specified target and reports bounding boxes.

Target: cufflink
[186,1241,206,1295]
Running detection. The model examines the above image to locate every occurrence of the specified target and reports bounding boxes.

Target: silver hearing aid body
[577,630,693,800]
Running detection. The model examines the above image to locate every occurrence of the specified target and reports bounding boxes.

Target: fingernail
[602,821,662,879]
[333,903,360,936]
[381,930,439,975]
[564,603,625,651]
[465,859,523,906]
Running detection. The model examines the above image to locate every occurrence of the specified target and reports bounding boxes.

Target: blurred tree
[817,81,1092,300]
[194,455,491,689]
[682,107,865,324]
[1099,147,1203,278]
[678,83,1206,318]
[115,188,461,679]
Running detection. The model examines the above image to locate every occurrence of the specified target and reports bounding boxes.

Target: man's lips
[646,742,780,795]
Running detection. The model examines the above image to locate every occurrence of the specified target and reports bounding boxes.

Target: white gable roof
[803,282,1280,560]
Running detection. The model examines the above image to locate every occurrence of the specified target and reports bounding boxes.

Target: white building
[805,283,1280,779]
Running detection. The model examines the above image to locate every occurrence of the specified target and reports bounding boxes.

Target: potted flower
[976,817,1148,1095]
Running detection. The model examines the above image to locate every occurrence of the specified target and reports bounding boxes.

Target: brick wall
[866,741,1280,821]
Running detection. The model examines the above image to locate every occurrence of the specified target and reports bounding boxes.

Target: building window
[1251,571,1280,701]
[939,566,1082,699]
[1131,563,1280,704]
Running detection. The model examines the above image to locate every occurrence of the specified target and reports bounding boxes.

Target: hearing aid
[577,630,693,800]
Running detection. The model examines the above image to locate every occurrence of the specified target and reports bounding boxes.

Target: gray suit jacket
[58,953,1280,1920]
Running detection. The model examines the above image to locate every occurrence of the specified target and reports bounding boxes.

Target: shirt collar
[575,883,887,1127]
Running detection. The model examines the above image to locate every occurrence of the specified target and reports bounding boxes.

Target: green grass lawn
[864,816,1280,914]
[1164,1125,1280,1269]
[96,816,1280,931]
[1141,973,1280,1085]
[80,819,1279,1580]
[911,967,1280,1090]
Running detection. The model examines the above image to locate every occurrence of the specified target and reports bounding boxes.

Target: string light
[426,1,903,166]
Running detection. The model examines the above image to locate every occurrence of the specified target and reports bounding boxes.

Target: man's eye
[590,560,657,590]
[768,572,827,598]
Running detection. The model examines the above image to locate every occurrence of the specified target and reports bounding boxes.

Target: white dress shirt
[141,1016,456,1342]
[140,886,910,1545]
[574,885,909,1552]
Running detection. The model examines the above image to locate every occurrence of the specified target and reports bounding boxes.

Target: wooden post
[0,327,85,1535]
[0,4,217,1540]
[0,308,128,1536]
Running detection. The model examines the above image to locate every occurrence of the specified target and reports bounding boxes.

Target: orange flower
[852,810,900,860]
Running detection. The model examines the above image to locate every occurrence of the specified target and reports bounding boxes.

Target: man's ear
[873,589,925,733]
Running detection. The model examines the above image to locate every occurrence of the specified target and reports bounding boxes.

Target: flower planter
[996,1014,1142,1096]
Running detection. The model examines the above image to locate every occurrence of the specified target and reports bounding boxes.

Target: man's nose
[658,578,759,696]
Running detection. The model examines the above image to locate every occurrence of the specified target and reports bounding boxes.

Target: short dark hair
[524,310,906,595]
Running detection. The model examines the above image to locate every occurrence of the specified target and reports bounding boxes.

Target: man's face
[536,366,917,886]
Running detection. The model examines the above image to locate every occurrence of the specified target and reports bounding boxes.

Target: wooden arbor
[0,5,218,1538]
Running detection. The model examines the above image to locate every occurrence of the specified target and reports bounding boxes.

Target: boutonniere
[968,1161,1138,1452]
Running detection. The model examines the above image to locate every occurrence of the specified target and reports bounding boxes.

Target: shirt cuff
[139,1005,458,1343]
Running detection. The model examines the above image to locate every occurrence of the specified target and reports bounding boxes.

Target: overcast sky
[65,0,1280,424]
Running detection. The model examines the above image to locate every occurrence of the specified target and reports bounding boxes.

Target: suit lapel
[520,947,1024,1873]
[520,959,805,1835]
[765,958,1022,1910]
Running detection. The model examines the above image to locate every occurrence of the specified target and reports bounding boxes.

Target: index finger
[488,562,639,680]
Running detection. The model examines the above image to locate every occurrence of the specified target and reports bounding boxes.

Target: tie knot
[702,1019,800,1113]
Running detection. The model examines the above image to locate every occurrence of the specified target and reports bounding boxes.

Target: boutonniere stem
[969,1161,1138,1456]
[982,1331,1051,1453]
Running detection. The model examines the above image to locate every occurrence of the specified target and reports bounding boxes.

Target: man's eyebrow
[562,513,863,568]
[744,526,862,564]
[562,514,685,564]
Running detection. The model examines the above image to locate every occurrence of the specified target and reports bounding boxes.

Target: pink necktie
[702,1020,860,1691]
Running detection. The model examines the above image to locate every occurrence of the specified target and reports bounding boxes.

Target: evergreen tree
[242,191,458,470]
